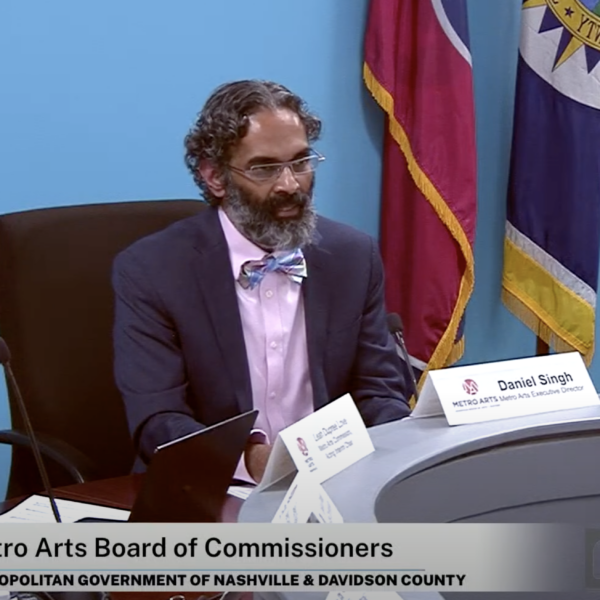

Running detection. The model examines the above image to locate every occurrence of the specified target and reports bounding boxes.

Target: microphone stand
[0,339,61,522]
[391,329,420,403]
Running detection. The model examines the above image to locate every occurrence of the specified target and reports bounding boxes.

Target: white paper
[0,495,130,523]
[259,393,375,489]
[412,352,600,425]
[0,486,253,524]
[272,472,343,524]
[257,435,297,491]
[271,473,312,523]
[227,485,253,500]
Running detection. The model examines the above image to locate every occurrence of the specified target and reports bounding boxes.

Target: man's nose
[272,165,301,194]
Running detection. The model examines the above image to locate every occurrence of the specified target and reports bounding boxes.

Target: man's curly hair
[184,80,322,206]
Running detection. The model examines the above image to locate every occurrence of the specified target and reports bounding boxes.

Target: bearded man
[112,80,411,483]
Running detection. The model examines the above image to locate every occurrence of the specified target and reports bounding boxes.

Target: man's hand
[244,441,272,483]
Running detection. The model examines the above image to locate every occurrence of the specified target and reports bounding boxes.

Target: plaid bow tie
[238,248,307,290]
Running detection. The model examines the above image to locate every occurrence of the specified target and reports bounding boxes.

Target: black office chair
[0,199,207,498]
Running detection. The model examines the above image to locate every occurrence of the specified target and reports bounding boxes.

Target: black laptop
[128,409,258,523]
[79,409,258,523]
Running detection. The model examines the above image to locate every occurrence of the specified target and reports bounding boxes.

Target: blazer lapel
[188,209,332,415]
[303,237,331,411]
[190,210,253,413]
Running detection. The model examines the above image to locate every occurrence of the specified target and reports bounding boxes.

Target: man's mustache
[263,191,309,214]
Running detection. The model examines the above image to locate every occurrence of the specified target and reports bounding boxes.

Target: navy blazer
[112,207,411,470]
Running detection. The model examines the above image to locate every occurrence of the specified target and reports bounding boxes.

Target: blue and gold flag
[502,0,600,364]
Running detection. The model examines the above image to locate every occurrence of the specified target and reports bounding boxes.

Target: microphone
[0,337,62,522]
[386,313,420,403]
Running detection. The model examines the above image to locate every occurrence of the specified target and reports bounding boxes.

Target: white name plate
[257,393,375,490]
[411,351,600,425]
[271,471,344,524]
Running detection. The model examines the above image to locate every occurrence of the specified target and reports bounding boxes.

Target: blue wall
[0,0,580,494]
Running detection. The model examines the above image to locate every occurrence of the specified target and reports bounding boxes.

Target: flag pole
[536,336,549,355]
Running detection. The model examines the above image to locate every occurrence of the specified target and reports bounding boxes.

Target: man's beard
[222,179,317,251]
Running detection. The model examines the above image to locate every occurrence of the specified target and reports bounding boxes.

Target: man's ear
[199,160,226,198]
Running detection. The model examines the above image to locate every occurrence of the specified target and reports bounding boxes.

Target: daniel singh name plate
[411,351,600,425]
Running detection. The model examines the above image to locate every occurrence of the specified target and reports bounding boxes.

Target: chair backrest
[0,199,207,496]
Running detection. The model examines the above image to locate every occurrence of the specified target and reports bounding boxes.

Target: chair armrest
[0,429,97,484]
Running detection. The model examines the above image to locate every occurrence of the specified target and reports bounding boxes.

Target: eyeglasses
[228,152,325,183]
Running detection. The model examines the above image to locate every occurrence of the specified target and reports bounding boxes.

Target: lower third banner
[0,523,592,592]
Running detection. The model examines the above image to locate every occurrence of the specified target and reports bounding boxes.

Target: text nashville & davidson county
[0,572,467,589]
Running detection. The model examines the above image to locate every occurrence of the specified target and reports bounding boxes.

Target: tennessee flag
[363,0,477,397]
[502,0,600,365]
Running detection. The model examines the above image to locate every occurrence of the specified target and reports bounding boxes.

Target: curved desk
[240,405,600,600]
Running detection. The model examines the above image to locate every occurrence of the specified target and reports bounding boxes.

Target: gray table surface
[242,406,600,600]
[240,405,600,523]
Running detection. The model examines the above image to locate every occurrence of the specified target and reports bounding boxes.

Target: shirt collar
[218,208,267,280]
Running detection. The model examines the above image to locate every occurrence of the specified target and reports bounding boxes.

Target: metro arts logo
[462,379,478,395]
[296,437,309,457]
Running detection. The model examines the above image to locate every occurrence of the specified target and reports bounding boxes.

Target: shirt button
[265,290,273,298]
[270,341,277,349]
[269,392,276,399]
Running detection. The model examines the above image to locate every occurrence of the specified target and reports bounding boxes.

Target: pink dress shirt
[218,209,314,483]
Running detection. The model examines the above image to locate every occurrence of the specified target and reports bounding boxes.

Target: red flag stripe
[363,0,477,387]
